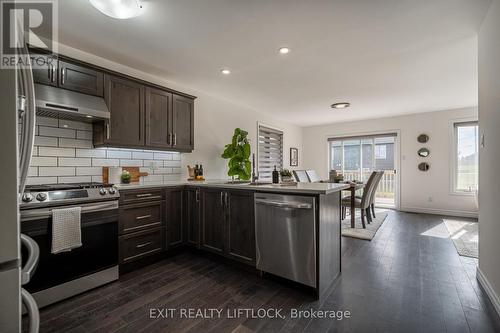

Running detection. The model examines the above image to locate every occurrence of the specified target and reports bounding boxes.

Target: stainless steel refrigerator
[0,21,39,333]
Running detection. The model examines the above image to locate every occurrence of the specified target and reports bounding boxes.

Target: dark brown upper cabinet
[32,54,58,87]
[171,94,194,151]
[145,87,172,149]
[98,74,145,148]
[58,60,104,97]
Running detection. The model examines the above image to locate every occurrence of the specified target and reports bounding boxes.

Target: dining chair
[354,170,384,222]
[293,170,310,182]
[305,170,321,183]
[341,171,378,228]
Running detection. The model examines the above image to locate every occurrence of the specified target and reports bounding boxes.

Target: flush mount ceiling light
[89,0,143,19]
[221,69,231,75]
[278,47,290,54]
[331,102,351,109]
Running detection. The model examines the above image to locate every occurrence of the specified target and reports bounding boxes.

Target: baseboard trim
[476,267,500,318]
[400,206,478,218]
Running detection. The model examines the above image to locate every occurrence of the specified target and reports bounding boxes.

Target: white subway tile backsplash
[76,167,102,176]
[39,167,75,177]
[153,152,170,160]
[164,160,181,167]
[132,151,154,160]
[28,167,38,177]
[58,158,92,167]
[29,118,184,184]
[36,116,58,127]
[76,148,106,158]
[76,130,92,140]
[58,119,92,131]
[91,176,103,183]
[31,157,58,167]
[26,176,58,185]
[39,126,76,138]
[107,150,132,159]
[58,176,92,183]
[35,136,58,147]
[119,159,142,167]
[143,160,163,168]
[59,138,93,148]
[38,147,75,157]
[92,158,120,167]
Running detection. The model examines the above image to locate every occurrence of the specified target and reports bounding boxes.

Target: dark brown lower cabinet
[226,190,256,264]
[200,188,225,254]
[185,187,200,247]
[200,188,256,265]
[165,187,184,248]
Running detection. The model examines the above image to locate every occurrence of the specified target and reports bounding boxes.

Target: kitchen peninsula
[116,180,349,298]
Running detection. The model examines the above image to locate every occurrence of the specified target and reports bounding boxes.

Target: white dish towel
[51,206,82,254]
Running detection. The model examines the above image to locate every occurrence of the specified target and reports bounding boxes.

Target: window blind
[258,125,283,180]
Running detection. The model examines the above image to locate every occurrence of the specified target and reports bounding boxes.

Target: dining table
[343,182,365,228]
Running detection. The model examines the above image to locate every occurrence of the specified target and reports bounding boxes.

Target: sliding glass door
[330,134,398,207]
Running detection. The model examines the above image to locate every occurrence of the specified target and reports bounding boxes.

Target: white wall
[478,0,500,313]
[54,43,303,180]
[302,107,478,217]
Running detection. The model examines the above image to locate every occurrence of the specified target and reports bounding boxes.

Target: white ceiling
[57,0,490,126]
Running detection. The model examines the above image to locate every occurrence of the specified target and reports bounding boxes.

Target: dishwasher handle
[255,199,312,209]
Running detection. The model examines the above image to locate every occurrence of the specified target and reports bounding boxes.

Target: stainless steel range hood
[35,84,109,122]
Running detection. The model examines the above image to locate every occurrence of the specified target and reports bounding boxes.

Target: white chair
[293,170,310,182]
[305,170,321,183]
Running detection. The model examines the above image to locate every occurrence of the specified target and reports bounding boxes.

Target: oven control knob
[36,193,47,201]
[99,188,107,195]
[22,193,33,202]
[108,187,116,195]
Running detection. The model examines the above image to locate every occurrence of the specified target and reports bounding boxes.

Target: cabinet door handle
[135,214,152,220]
[136,241,153,249]
[225,192,229,208]
[196,189,200,202]
[173,133,177,146]
[136,193,152,198]
[220,192,224,206]
[61,68,66,85]
[106,122,110,139]
[51,65,56,83]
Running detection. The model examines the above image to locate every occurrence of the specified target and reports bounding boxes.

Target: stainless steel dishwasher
[255,193,316,287]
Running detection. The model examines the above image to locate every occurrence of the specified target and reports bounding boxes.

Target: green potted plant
[221,128,251,182]
[121,170,132,184]
[280,169,294,183]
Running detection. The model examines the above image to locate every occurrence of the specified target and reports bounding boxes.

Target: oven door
[20,200,119,293]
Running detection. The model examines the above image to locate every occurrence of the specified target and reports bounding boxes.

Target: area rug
[341,212,388,241]
[444,219,478,258]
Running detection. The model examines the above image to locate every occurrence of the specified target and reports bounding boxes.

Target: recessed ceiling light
[221,69,231,75]
[331,102,351,109]
[278,47,290,54]
[62,124,69,128]
[86,115,93,119]
[89,0,143,19]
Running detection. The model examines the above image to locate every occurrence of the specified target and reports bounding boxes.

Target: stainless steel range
[20,182,120,308]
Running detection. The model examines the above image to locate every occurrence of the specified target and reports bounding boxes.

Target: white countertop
[115,180,350,195]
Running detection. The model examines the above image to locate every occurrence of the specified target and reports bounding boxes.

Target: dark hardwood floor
[29,210,500,332]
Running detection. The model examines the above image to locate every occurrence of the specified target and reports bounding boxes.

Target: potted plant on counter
[221,128,251,182]
[280,169,294,183]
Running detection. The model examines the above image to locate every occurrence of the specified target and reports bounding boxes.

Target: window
[258,124,283,180]
[375,145,386,159]
[453,121,479,193]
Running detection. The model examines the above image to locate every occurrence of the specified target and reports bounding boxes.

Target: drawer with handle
[119,188,164,205]
[119,227,163,264]
[119,202,163,234]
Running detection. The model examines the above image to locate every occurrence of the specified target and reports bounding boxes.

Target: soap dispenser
[272,165,279,184]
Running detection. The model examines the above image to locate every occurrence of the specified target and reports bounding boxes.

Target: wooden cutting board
[102,167,149,184]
